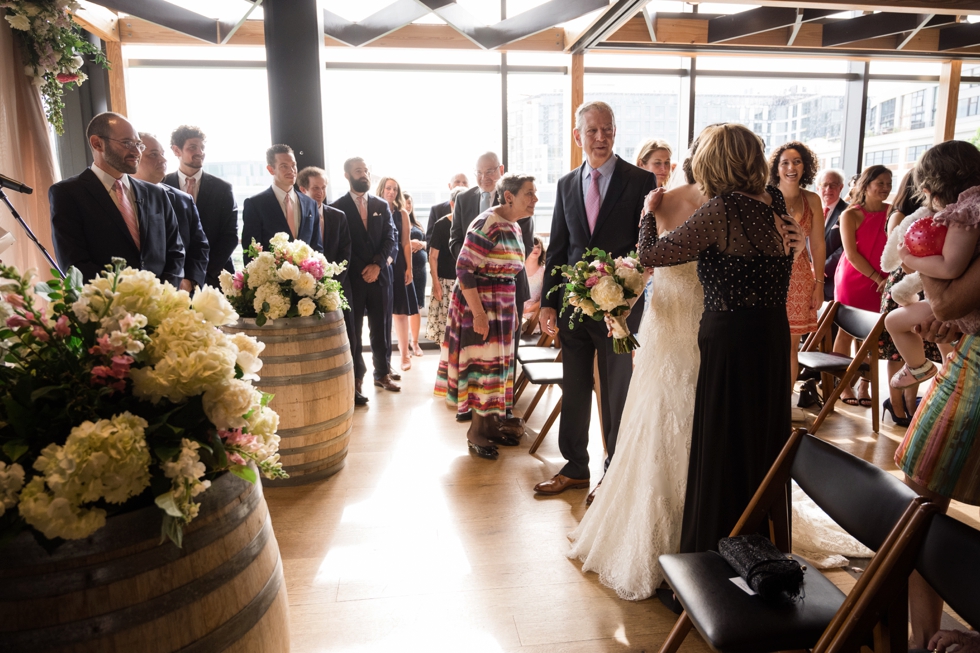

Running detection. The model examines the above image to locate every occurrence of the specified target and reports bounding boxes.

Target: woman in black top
[425,207,459,346]
[638,123,797,554]
[404,193,428,356]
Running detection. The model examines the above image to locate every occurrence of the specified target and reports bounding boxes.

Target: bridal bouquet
[0,261,285,549]
[221,233,347,326]
[548,247,646,354]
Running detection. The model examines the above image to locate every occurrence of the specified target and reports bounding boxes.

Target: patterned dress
[785,195,818,335]
[434,211,525,417]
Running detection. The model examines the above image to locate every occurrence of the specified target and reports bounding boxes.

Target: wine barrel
[0,470,290,653]
[227,311,354,485]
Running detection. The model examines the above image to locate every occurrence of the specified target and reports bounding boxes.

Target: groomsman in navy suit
[49,112,184,285]
[134,132,209,292]
[241,144,322,263]
[535,101,656,500]
[331,157,399,394]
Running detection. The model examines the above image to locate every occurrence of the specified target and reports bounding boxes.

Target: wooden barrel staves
[227,310,355,486]
[0,470,290,653]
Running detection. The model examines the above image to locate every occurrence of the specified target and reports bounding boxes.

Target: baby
[884,187,980,389]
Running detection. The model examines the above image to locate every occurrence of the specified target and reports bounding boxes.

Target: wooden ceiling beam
[74,1,120,42]
[822,12,955,47]
[707,7,835,43]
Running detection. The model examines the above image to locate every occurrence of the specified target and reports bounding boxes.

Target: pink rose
[232,271,245,291]
[585,276,599,288]
[56,72,79,84]
[300,258,325,280]
[54,315,70,337]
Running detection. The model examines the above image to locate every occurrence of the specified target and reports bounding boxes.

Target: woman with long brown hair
[377,176,417,371]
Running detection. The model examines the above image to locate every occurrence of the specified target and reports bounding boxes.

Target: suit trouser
[350,278,391,381]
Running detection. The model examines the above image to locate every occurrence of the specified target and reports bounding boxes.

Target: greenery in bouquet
[547,247,646,353]
[0,261,285,550]
[2,1,108,134]
[221,233,348,326]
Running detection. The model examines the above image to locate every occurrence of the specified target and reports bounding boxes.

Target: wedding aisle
[263,353,975,652]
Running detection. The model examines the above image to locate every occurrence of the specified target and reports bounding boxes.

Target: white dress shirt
[91,164,136,216]
[176,169,203,203]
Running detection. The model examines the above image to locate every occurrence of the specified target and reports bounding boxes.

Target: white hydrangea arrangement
[0,261,286,548]
[220,233,347,326]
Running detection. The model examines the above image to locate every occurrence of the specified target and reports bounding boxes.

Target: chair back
[791,434,920,552]
[916,513,980,628]
[834,304,881,341]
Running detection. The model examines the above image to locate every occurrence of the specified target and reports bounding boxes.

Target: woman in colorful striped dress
[892,141,980,649]
[435,173,537,459]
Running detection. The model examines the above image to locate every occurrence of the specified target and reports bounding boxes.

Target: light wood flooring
[264,351,977,653]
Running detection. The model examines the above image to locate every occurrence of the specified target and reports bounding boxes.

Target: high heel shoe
[882,398,912,428]
[467,440,499,459]
[412,341,423,357]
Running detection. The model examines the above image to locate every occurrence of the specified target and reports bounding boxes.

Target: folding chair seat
[514,335,560,403]
[658,429,936,653]
[517,361,563,455]
[798,302,887,434]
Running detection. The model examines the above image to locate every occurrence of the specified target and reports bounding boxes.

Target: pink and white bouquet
[0,261,284,548]
[548,247,646,354]
[220,233,347,326]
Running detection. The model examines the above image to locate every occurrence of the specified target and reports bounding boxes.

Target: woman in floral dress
[435,174,537,459]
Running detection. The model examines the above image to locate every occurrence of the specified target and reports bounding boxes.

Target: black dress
[392,211,419,316]
[410,223,427,311]
[638,191,794,553]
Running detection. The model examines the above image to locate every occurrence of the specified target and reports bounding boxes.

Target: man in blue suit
[49,112,184,285]
[241,144,322,263]
[134,132,209,292]
[331,157,399,394]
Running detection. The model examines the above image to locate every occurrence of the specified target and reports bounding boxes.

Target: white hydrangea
[590,276,628,312]
[317,291,341,312]
[158,439,212,523]
[229,332,264,379]
[202,380,256,430]
[219,269,239,297]
[19,477,107,540]
[297,297,316,317]
[253,284,289,320]
[245,252,277,289]
[277,261,300,282]
[292,271,317,297]
[246,404,281,463]
[0,462,25,516]
[191,286,239,326]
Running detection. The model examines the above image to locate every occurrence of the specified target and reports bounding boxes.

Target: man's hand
[179,279,194,293]
[362,263,381,283]
[929,629,980,653]
[540,307,558,336]
[912,317,962,344]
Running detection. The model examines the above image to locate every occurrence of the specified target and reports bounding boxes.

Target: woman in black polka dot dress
[638,123,796,554]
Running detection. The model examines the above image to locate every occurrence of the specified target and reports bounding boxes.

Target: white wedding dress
[567,261,703,601]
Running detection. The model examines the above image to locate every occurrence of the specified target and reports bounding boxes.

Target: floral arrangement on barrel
[220,233,347,326]
[1,1,108,134]
[548,247,646,354]
[0,261,285,549]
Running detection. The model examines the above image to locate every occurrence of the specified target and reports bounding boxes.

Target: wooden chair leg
[810,375,849,435]
[657,611,693,653]
[529,397,562,454]
[523,384,549,422]
[870,356,880,434]
[513,374,529,403]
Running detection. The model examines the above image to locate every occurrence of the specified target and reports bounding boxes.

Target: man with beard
[331,157,400,393]
[50,112,184,284]
[134,132,209,292]
[163,125,239,288]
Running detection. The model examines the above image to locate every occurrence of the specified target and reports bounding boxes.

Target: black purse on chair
[718,534,806,604]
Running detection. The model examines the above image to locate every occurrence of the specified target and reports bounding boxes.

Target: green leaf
[33,281,55,300]
[154,491,183,518]
[209,431,228,468]
[154,446,180,463]
[255,313,267,327]
[30,385,65,403]
[260,392,274,407]
[2,442,28,463]
[160,514,184,548]
[230,464,258,484]
[67,266,84,289]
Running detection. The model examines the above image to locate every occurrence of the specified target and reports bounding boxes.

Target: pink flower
[56,73,79,84]
[31,325,50,342]
[4,293,24,309]
[110,355,134,378]
[585,276,600,288]
[221,428,258,451]
[228,452,247,466]
[300,258,325,280]
[54,315,70,337]
[91,365,112,379]
[232,271,245,291]
[6,315,30,328]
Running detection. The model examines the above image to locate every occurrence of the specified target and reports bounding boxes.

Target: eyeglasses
[103,137,146,152]
[475,167,500,177]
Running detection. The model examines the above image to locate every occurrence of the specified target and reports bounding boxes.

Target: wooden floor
[264,350,977,653]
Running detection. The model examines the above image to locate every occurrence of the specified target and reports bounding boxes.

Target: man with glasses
[816,168,848,302]
[50,112,184,285]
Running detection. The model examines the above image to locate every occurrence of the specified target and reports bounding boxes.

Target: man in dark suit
[134,132,209,291]
[535,101,656,498]
[163,125,239,289]
[298,166,365,406]
[817,168,849,302]
[425,172,468,243]
[331,157,400,394]
[241,144,322,262]
[50,112,184,285]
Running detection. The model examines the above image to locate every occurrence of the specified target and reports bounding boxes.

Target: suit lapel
[591,157,627,242]
[196,173,212,208]
[263,187,293,236]
[130,179,146,249]
[368,196,384,246]
[81,169,136,248]
[568,163,589,238]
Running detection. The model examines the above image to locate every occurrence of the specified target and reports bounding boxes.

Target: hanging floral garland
[2,1,108,135]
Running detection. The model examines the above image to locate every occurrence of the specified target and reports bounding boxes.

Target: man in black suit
[241,144,322,262]
[163,125,239,289]
[50,112,184,285]
[817,168,849,302]
[331,157,400,394]
[534,101,656,497]
[425,172,468,243]
[134,132,209,292]
[298,166,365,406]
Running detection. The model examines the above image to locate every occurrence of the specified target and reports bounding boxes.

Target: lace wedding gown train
[567,262,703,600]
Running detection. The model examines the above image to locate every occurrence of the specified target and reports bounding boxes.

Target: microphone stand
[0,188,64,278]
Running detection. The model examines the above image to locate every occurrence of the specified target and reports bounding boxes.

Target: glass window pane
[325,47,501,66]
[864,80,938,182]
[698,56,848,74]
[585,52,685,69]
[124,44,266,61]
[508,73,568,234]
[869,60,942,77]
[694,77,845,173]
[956,81,980,145]
[322,69,501,216]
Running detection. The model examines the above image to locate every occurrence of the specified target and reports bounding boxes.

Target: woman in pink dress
[833,165,892,406]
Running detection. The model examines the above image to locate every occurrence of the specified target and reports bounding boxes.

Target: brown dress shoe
[388,369,402,381]
[534,474,590,495]
[374,375,401,392]
[585,478,603,506]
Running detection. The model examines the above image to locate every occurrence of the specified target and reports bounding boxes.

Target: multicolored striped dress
[895,335,980,504]
[434,210,525,417]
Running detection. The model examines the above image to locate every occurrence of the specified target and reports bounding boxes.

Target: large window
[863,80,939,180]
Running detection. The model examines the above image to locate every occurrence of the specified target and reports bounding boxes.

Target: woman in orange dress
[768,142,825,406]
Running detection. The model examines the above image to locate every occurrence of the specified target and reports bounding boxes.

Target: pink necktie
[184,176,196,203]
[283,192,297,237]
[586,169,601,234]
[357,195,368,229]
[113,179,140,250]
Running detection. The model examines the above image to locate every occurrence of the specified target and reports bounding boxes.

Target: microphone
[0,174,33,195]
